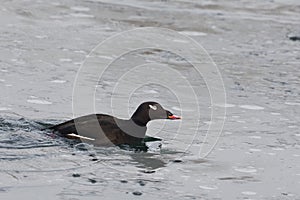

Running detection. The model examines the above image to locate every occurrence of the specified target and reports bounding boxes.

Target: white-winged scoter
[48,102,181,146]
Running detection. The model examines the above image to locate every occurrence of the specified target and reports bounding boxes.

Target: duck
[48,102,181,147]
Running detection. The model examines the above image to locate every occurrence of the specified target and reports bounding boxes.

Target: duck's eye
[149,105,157,110]
[167,111,172,116]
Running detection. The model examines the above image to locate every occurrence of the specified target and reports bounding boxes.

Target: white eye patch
[149,105,157,110]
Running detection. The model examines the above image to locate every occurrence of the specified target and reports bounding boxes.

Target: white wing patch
[149,105,157,110]
[67,133,95,141]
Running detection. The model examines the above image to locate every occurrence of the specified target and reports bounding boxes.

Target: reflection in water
[130,152,166,170]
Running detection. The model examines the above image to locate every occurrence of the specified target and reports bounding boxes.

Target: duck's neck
[131,109,150,127]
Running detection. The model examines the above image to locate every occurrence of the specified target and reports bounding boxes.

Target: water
[1,0,300,199]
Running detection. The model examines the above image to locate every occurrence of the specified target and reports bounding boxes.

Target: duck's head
[131,101,181,126]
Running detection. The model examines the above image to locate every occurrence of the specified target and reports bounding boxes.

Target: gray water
[1,0,300,199]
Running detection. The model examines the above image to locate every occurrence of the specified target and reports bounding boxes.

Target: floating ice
[27,99,52,105]
[239,105,264,110]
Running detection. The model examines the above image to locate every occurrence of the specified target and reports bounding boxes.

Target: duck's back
[49,114,146,146]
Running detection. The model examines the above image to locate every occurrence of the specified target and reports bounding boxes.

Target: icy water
[1,0,300,199]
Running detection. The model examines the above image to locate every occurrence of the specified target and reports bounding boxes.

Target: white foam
[215,103,236,108]
[272,147,285,151]
[59,58,72,62]
[288,126,297,128]
[248,136,262,139]
[234,166,257,173]
[285,102,300,106]
[270,112,281,115]
[239,105,264,110]
[171,106,181,111]
[97,55,114,60]
[145,89,158,94]
[35,35,48,39]
[204,121,213,125]
[199,185,218,190]
[242,191,257,195]
[173,39,189,43]
[69,13,94,18]
[27,99,52,105]
[51,80,66,84]
[179,31,207,36]
[50,15,63,19]
[70,6,91,12]
[0,107,11,111]
[249,148,262,152]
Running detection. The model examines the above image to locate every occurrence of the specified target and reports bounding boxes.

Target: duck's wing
[48,114,113,135]
[48,114,144,145]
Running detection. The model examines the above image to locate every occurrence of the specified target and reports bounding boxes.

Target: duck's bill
[168,115,181,120]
